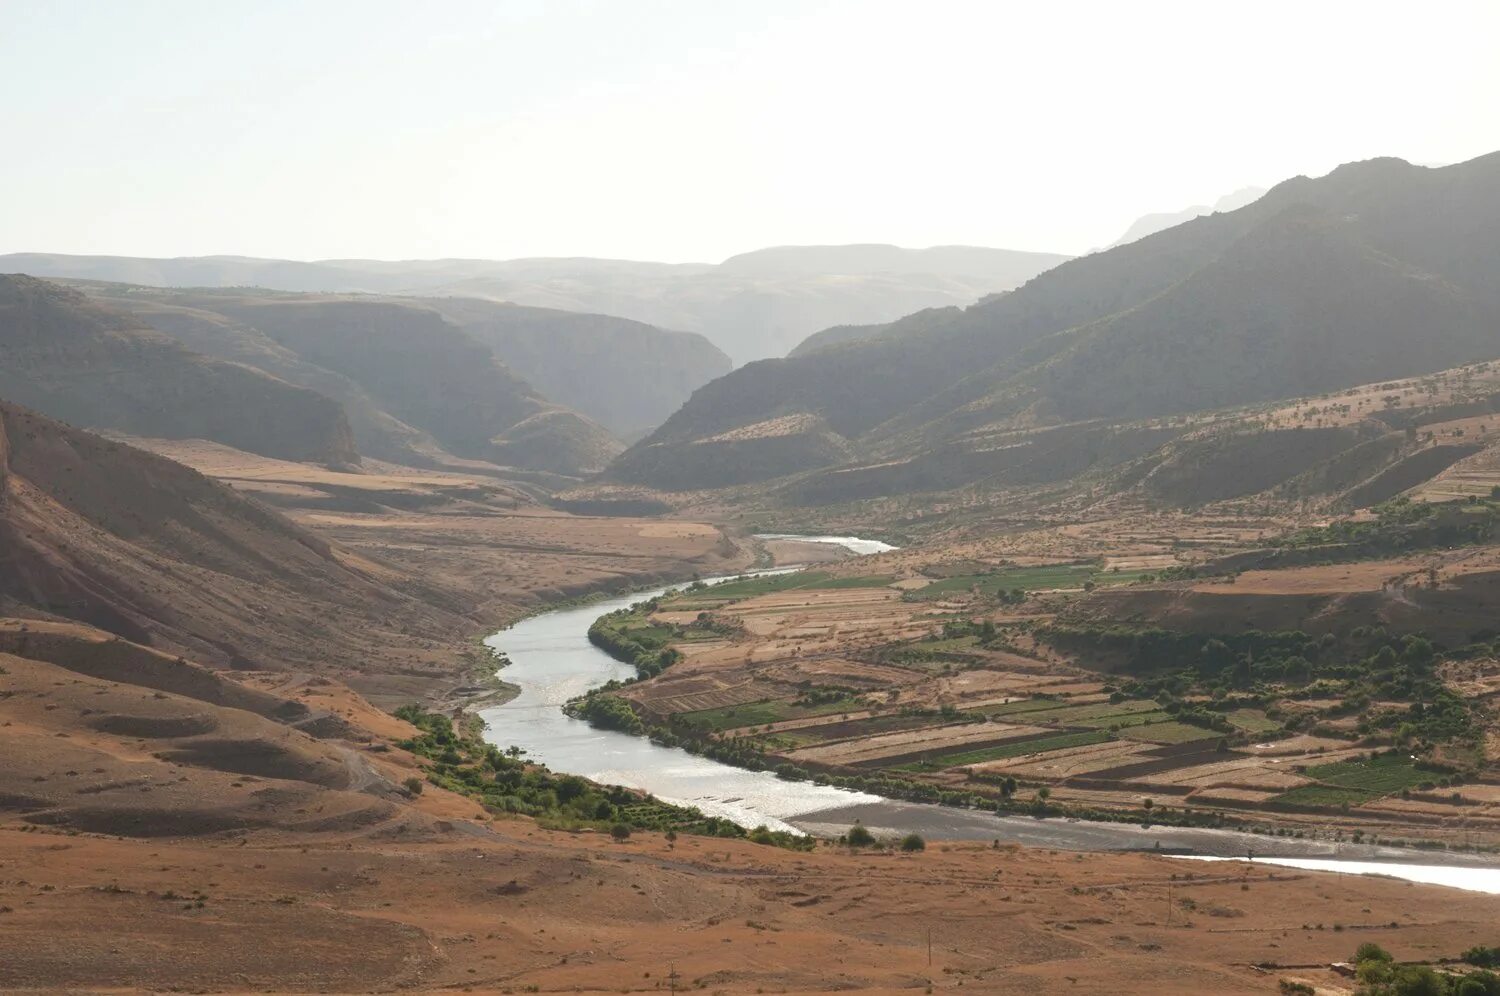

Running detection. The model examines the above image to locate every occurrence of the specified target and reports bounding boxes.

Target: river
[478,536,1500,893]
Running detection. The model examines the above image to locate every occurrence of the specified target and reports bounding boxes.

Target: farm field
[579,494,1500,850]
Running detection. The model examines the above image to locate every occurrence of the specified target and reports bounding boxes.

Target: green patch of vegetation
[1119,720,1221,744]
[681,571,893,602]
[676,695,863,732]
[393,705,811,849]
[1305,752,1434,795]
[588,599,682,678]
[894,729,1112,772]
[1226,708,1282,733]
[1037,622,1482,755]
[907,562,1158,603]
[1274,496,1500,558]
[1274,783,1378,808]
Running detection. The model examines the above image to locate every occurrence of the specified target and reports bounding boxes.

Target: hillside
[0,400,472,682]
[73,287,625,476]
[606,153,1500,503]
[421,297,731,439]
[2,244,1072,364]
[0,275,357,465]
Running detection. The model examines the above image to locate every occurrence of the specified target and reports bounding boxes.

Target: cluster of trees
[1348,942,1500,996]
[587,601,682,678]
[393,705,812,849]
[1275,497,1499,557]
[1042,622,1480,749]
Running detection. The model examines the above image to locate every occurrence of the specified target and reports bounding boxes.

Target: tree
[846,824,875,848]
[609,822,632,841]
[900,833,926,852]
[402,776,424,796]
[1354,942,1393,964]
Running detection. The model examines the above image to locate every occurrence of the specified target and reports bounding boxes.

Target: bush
[1355,942,1394,965]
[402,776,424,796]
[900,833,926,852]
[609,823,632,841]
[846,824,875,848]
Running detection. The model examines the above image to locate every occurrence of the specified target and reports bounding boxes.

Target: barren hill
[0,274,357,465]
[0,400,469,684]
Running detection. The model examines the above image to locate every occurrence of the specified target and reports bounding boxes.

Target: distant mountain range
[1105,186,1267,248]
[601,153,1500,504]
[0,276,731,477]
[1,245,1071,365]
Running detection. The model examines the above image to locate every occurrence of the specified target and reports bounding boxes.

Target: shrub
[402,776,424,796]
[609,823,632,841]
[900,833,926,852]
[846,824,875,848]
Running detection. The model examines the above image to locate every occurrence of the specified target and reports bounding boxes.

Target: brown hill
[0,400,470,688]
[0,274,357,465]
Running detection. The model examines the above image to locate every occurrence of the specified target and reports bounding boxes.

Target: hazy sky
[3,0,1496,262]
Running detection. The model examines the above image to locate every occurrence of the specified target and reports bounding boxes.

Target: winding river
[478,536,1500,894]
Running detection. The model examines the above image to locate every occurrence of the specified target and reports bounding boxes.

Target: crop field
[676,696,861,731]
[1118,721,1221,745]
[1008,699,1163,726]
[1226,708,1283,734]
[909,563,1155,600]
[1270,754,1432,807]
[894,729,1113,772]
[694,572,893,601]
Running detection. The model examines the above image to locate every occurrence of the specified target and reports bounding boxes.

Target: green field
[677,697,861,732]
[1226,708,1283,734]
[1016,699,1162,725]
[910,563,1155,601]
[1306,753,1431,793]
[1272,784,1378,808]
[1119,720,1220,744]
[686,572,893,601]
[894,729,1112,772]
[1270,753,1432,808]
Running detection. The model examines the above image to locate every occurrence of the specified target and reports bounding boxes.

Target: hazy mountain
[605,153,1500,502]
[127,290,626,476]
[0,275,357,465]
[2,245,1071,365]
[1106,186,1267,247]
[420,297,731,439]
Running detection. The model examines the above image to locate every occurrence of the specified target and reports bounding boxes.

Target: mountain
[2,245,1072,365]
[1106,186,1267,248]
[419,297,731,439]
[0,400,468,678]
[70,286,626,476]
[0,274,357,465]
[604,153,1500,504]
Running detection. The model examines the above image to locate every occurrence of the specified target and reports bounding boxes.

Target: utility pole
[927,925,933,967]
[668,962,679,995]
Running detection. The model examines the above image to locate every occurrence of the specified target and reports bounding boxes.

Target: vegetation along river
[479,536,1500,893]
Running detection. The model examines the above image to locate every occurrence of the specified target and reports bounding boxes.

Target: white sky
[2,0,1496,262]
